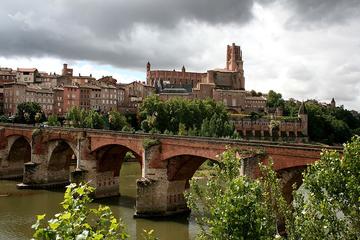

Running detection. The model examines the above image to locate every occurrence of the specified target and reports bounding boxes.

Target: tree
[108,110,128,131]
[66,107,83,127]
[83,110,104,129]
[266,90,284,109]
[291,136,360,239]
[47,115,60,126]
[16,102,44,124]
[32,183,129,239]
[186,137,360,239]
[185,149,288,239]
[32,183,158,240]
[139,96,234,138]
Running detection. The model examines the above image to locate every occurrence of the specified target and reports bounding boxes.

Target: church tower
[146,61,152,85]
[226,43,245,90]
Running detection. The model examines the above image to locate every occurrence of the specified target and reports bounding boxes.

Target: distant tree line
[138,96,236,138]
[266,90,360,144]
[0,98,236,139]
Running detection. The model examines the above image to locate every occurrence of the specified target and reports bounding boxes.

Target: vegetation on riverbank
[186,136,360,239]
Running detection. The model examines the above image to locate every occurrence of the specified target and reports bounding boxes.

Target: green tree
[47,115,60,126]
[186,137,360,239]
[139,96,233,138]
[16,102,44,124]
[32,183,129,239]
[83,110,104,129]
[266,90,285,109]
[185,149,288,239]
[178,123,187,136]
[108,110,128,131]
[66,107,83,127]
[291,136,360,239]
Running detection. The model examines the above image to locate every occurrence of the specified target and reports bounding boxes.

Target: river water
[0,163,199,240]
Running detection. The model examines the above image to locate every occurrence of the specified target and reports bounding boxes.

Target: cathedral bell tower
[226,43,245,90]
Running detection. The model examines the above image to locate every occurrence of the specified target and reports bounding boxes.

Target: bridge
[0,124,342,217]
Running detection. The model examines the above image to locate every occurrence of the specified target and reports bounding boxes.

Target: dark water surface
[0,163,198,240]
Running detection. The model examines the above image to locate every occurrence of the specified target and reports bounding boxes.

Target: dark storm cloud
[0,0,257,70]
[283,0,360,28]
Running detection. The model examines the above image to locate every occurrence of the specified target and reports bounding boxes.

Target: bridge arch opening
[48,141,77,184]
[278,166,307,203]
[5,137,31,179]
[94,144,142,198]
[165,154,219,213]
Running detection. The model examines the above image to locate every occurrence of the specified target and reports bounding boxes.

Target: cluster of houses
[0,43,308,140]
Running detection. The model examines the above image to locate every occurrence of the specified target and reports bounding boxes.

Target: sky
[0,0,359,110]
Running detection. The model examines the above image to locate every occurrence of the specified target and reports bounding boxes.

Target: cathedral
[146,43,266,114]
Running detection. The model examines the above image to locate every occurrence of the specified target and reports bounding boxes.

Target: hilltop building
[147,43,266,113]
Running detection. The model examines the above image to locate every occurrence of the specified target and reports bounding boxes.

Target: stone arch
[93,144,142,198]
[3,136,31,178]
[278,166,307,203]
[90,138,143,159]
[166,154,216,182]
[6,134,31,146]
[46,138,78,160]
[163,154,219,213]
[161,146,221,164]
[47,140,77,184]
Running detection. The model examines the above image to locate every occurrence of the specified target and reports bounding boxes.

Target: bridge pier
[136,170,189,217]
[135,143,189,218]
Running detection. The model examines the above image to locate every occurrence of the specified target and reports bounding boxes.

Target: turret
[298,102,308,136]
[330,98,336,108]
[146,62,151,73]
[182,65,186,73]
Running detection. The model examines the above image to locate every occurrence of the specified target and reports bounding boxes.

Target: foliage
[32,183,129,240]
[266,90,285,109]
[143,138,160,150]
[305,101,352,144]
[291,136,360,239]
[139,96,235,138]
[250,89,263,97]
[283,98,301,117]
[123,151,135,161]
[271,91,360,144]
[109,110,128,131]
[47,115,61,126]
[187,137,360,239]
[67,107,103,128]
[16,102,45,124]
[0,115,10,123]
[185,148,288,239]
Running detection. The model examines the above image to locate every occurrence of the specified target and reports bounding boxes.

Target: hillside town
[0,44,308,140]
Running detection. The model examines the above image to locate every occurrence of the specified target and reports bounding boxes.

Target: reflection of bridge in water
[0,124,342,217]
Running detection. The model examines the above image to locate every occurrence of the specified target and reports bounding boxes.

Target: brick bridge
[0,124,342,217]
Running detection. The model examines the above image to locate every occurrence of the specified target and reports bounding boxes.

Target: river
[0,162,199,240]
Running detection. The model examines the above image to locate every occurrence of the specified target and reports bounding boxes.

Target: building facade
[148,43,265,114]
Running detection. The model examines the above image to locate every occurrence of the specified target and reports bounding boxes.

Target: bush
[32,183,129,239]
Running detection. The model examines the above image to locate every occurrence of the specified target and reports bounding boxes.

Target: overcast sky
[0,0,359,110]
